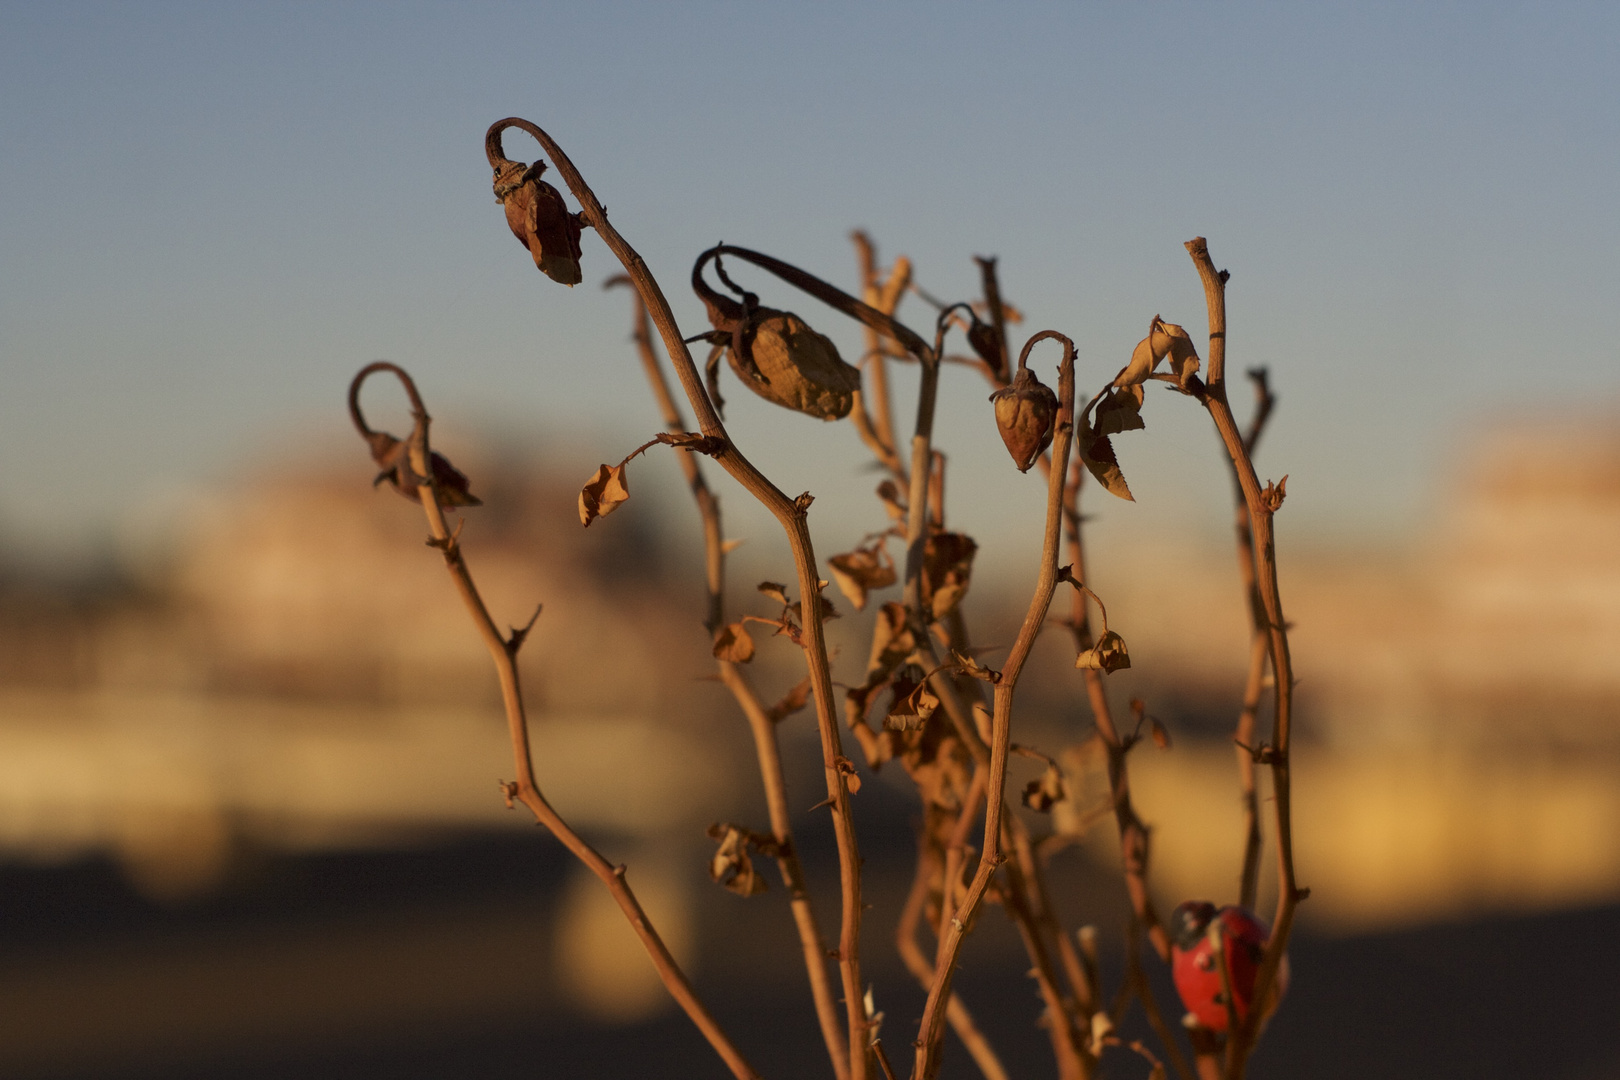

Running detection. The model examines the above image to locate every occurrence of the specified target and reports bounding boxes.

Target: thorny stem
[605,278,850,1080]
[1183,238,1302,1080]
[1229,369,1275,912]
[488,117,870,1080]
[913,332,1077,1080]
[348,362,759,1080]
[896,846,1009,1080]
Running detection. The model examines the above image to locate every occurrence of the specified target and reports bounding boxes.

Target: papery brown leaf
[835,756,863,794]
[923,532,978,619]
[713,622,755,663]
[1022,764,1067,812]
[1149,717,1172,750]
[1157,321,1202,388]
[655,431,728,456]
[365,431,483,507]
[705,823,776,897]
[788,593,840,626]
[989,367,1060,472]
[1076,630,1131,673]
[952,649,1000,684]
[492,158,583,286]
[828,544,896,612]
[766,677,812,723]
[875,481,908,522]
[1079,434,1134,502]
[885,664,939,731]
[578,463,630,527]
[1093,385,1146,437]
[757,581,791,606]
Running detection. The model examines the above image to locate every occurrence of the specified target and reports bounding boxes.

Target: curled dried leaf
[578,463,630,527]
[828,542,896,612]
[1157,320,1202,388]
[766,677,812,723]
[1092,385,1146,437]
[989,367,1060,471]
[885,664,940,731]
[1076,629,1131,673]
[705,823,777,897]
[951,649,1000,684]
[757,581,791,606]
[491,157,584,286]
[713,622,755,663]
[739,309,862,420]
[922,532,978,619]
[875,480,908,522]
[1022,764,1067,812]
[834,755,863,794]
[1079,433,1134,502]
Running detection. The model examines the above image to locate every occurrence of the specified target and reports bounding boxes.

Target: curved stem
[350,364,759,1080]
[1183,239,1301,1080]
[488,117,869,1080]
[913,332,1077,1080]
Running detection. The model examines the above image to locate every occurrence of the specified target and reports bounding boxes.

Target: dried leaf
[1089,1011,1116,1057]
[1076,629,1131,673]
[951,649,1000,684]
[1157,321,1202,387]
[578,463,630,527]
[766,677,812,722]
[1263,475,1289,512]
[828,544,896,612]
[758,581,791,606]
[966,319,1004,374]
[492,158,583,286]
[1079,434,1134,502]
[1149,717,1172,750]
[788,593,840,626]
[835,756,863,794]
[923,532,978,619]
[1022,764,1067,812]
[989,367,1060,472]
[713,622,755,663]
[875,480,908,522]
[705,823,775,897]
[885,664,939,730]
[1092,386,1146,437]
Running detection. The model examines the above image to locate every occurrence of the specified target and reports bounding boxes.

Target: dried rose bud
[492,158,583,286]
[989,367,1060,471]
[734,309,859,419]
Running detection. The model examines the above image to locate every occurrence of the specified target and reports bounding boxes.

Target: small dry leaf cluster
[346,117,1306,1080]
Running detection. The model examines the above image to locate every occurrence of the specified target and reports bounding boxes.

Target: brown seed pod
[487,126,583,286]
[989,367,1059,471]
[692,250,861,421]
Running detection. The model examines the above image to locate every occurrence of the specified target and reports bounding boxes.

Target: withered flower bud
[492,158,583,286]
[692,251,860,420]
[989,367,1060,471]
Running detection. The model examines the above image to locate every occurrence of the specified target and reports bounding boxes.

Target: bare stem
[1182,239,1302,1080]
[489,117,869,1079]
[606,278,849,1080]
[913,332,1077,1080]
[349,362,759,1080]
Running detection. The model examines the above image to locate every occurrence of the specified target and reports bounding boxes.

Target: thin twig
[913,332,1078,1080]
[349,362,759,1080]
[1182,239,1303,1080]
[606,277,849,1080]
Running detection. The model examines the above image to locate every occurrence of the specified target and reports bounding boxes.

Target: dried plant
[347,115,1308,1080]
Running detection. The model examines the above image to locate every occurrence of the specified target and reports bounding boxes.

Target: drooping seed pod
[692,250,862,421]
[487,123,584,286]
[989,366,1060,471]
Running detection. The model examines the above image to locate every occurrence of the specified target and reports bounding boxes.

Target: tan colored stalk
[895,847,1009,1080]
[348,362,759,1080]
[488,118,869,1080]
[1182,239,1302,1080]
[849,231,908,479]
[912,332,1077,1080]
[1228,370,1275,911]
[606,278,849,1080]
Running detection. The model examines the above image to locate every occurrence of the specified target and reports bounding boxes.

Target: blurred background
[2,2,1618,1077]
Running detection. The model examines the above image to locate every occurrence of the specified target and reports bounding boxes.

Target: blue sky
[2,2,1616,571]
